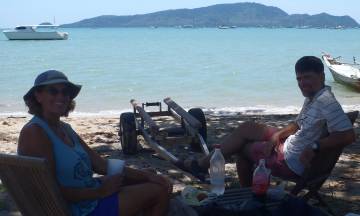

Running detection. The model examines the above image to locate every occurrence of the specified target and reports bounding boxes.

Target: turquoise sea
[0,28,359,116]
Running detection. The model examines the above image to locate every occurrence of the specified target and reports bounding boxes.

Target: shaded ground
[0,113,359,215]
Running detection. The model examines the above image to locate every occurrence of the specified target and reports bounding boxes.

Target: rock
[1,122,9,126]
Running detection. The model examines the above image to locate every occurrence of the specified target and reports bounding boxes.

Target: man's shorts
[249,127,299,180]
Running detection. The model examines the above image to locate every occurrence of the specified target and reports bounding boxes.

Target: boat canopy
[15,25,59,29]
[15,26,27,30]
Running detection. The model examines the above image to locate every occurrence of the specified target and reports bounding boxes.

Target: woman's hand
[99,173,124,198]
[147,173,173,194]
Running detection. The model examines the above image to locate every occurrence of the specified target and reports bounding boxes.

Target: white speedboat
[218,25,231,29]
[3,25,68,40]
[322,53,360,91]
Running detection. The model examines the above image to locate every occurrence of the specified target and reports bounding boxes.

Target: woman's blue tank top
[28,116,100,216]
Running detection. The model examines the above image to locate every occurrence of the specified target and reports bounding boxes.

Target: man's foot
[174,158,208,182]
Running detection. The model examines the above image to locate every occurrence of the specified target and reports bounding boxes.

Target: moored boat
[3,25,68,40]
[321,53,360,91]
[218,25,231,29]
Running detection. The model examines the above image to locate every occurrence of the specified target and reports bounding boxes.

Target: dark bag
[195,195,328,216]
[271,196,327,216]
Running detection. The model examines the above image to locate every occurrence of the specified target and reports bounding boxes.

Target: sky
[1,0,359,27]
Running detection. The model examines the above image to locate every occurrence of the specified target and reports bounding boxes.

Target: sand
[0,112,359,215]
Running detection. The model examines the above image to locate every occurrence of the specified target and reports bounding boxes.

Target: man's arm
[317,129,356,151]
[319,99,356,150]
[264,122,299,156]
[271,122,299,144]
[300,129,355,167]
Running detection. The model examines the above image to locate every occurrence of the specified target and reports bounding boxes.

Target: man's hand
[263,141,274,157]
[299,147,316,167]
[263,133,280,157]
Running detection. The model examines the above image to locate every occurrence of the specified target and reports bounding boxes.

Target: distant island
[61,2,360,28]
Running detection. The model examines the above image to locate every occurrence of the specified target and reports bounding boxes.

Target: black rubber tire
[119,112,138,155]
[188,108,208,152]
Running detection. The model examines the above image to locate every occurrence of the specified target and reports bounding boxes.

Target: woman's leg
[117,182,169,216]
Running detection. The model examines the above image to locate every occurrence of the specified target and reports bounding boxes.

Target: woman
[18,70,172,216]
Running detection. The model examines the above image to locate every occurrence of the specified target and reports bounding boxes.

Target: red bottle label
[252,174,269,195]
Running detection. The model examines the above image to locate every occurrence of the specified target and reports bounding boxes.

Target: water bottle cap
[213,144,221,149]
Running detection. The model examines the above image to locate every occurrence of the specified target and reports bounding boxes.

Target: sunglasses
[44,86,71,97]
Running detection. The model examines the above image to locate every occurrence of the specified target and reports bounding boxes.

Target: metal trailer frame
[119,97,209,163]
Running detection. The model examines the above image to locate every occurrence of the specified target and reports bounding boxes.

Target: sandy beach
[0,112,359,215]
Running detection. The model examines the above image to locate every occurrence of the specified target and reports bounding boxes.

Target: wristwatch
[311,141,320,153]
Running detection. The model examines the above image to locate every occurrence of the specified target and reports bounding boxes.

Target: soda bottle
[252,159,270,198]
[209,144,225,195]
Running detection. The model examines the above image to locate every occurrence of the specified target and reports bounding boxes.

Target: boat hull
[322,54,360,91]
[3,31,68,40]
[328,68,360,91]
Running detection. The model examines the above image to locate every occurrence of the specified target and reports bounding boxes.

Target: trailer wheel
[119,112,138,155]
[188,108,208,152]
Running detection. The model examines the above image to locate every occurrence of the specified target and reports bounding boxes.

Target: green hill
[61,3,359,28]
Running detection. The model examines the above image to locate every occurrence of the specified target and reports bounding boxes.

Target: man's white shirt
[283,86,353,175]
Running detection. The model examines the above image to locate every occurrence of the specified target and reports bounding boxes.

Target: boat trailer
[118,97,210,163]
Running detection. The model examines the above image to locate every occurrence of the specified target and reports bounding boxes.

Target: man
[179,56,356,186]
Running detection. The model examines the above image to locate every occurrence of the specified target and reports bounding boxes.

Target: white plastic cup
[107,159,125,176]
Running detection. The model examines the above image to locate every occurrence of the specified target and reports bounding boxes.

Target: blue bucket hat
[23,70,82,101]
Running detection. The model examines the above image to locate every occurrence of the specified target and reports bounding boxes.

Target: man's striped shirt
[283,86,352,175]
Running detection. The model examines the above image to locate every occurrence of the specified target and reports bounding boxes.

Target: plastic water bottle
[252,159,270,198]
[267,181,286,200]
[209,144,225,195]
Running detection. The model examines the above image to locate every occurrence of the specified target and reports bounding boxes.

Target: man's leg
[235,152,254,187]
[198,121,270,168]
[235,137,276,187]
[237,139,300,187]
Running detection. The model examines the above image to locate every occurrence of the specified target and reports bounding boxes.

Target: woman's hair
[24,86,76,117]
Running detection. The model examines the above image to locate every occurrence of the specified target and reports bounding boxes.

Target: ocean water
[0,28,359,116]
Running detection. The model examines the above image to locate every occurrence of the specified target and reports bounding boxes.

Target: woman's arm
[60,173,124,202]
[18,124,122,202]
[76,135,108,175]
[122,167,151,183]
[122,167,173,194]
[18,124,57,177]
